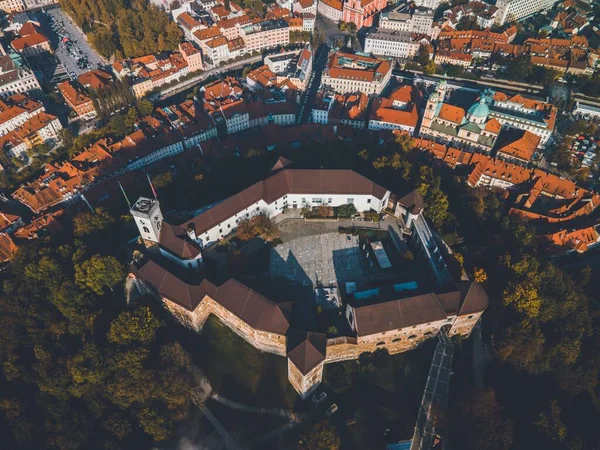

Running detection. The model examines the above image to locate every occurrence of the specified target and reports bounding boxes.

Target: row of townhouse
[311,84,422,135]
[0,93,62,161]
[174,0,314,69]
[0,0,55,13]
[434,28,599,75]
[0,51,41,98]
[9,77,303,213]
[111,43,204,98]
[413,137,600,225]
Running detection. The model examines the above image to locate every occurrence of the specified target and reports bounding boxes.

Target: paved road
[158,55,263,101]
[42,8,105,77]
[394,70,547,99]
[472,320,486,389]
[199,406,242,450]
[298,43,329,124]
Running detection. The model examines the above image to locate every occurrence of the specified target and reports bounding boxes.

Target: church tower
[422,80,446,130]
[130,197,163,244]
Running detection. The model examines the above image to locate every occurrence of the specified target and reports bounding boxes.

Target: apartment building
[321,51,392,95]
[379,4,434,35]
[0,0,24,13]
[364,29,420,59]
[57,81,96,119]
[240,20,290,53]
[487,90,556,147]
[10,22,51,58]
[494,0,560,26]
[0,93,42,135]
[317,0,342,22]
[112,51,191,98]
[0,53,41,97]
[264,45,313,90]
[368,85,422,134]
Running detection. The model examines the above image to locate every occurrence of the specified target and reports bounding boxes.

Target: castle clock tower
[130,197,163,244]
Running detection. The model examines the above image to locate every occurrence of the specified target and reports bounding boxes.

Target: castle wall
[136,276,482,399]
[450,311,483,337]
[161,296,287,356]
[288,358,324,399]
[325,317,451,363]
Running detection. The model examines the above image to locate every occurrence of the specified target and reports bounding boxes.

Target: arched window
[376,341,385,346]
[143,226,150,233]
[408,335,417,340]
[392,338,401,343]
[424,331,432,336]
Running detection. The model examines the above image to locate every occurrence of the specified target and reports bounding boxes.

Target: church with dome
[419,80,503,153]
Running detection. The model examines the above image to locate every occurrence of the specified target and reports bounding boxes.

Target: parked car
[325,404,338,417]
[312,392,327,406]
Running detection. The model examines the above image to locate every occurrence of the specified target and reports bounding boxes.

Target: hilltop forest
[58,0,183,58]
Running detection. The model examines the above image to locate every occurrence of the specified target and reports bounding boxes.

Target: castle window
[376,341,385,346]
[143,226,150,233]
[392,338,401,342]
[408,335,417,340]
[424,331,432,336]
[468,315,474,319]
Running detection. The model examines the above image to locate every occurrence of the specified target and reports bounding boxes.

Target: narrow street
[157,55,263,101]
[298,43,330,124]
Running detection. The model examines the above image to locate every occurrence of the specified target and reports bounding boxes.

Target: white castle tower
[130,197,163,244]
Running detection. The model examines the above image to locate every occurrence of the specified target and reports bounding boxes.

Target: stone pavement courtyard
[269,232,370,287]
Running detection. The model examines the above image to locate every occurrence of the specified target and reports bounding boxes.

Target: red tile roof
[438,104,465,124]
[496,130,541,163]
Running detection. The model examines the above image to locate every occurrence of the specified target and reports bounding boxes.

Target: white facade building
[317,0,343,22]
[0,95,43,135]
[379,5,434,35]
[131,165,392,253]
[183,169,391,247]
[412,0,440,9]
[320,51,392,96]
[0,54,41,98]
[364,30,420,59]
[124,138,185,172]
[494,0,560,26]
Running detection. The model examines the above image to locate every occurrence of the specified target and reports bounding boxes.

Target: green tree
[535,400,567,442]
[107,306,163,345]
[136,99,154,117]
[138,407,171,441]
[417,44,430,67]
[505,55,533,82]
[75,254,124,295]
[73,208,115,237]
[423,60,438,75]
[337,203,357,218]
[395,131,414,152]
[298,421,340,450]
[90,27,117,58]
[450,388,514,450]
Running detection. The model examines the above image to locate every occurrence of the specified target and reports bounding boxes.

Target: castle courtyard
[269,232,376,287]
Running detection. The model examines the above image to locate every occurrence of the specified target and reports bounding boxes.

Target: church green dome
[467,98,489,119]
